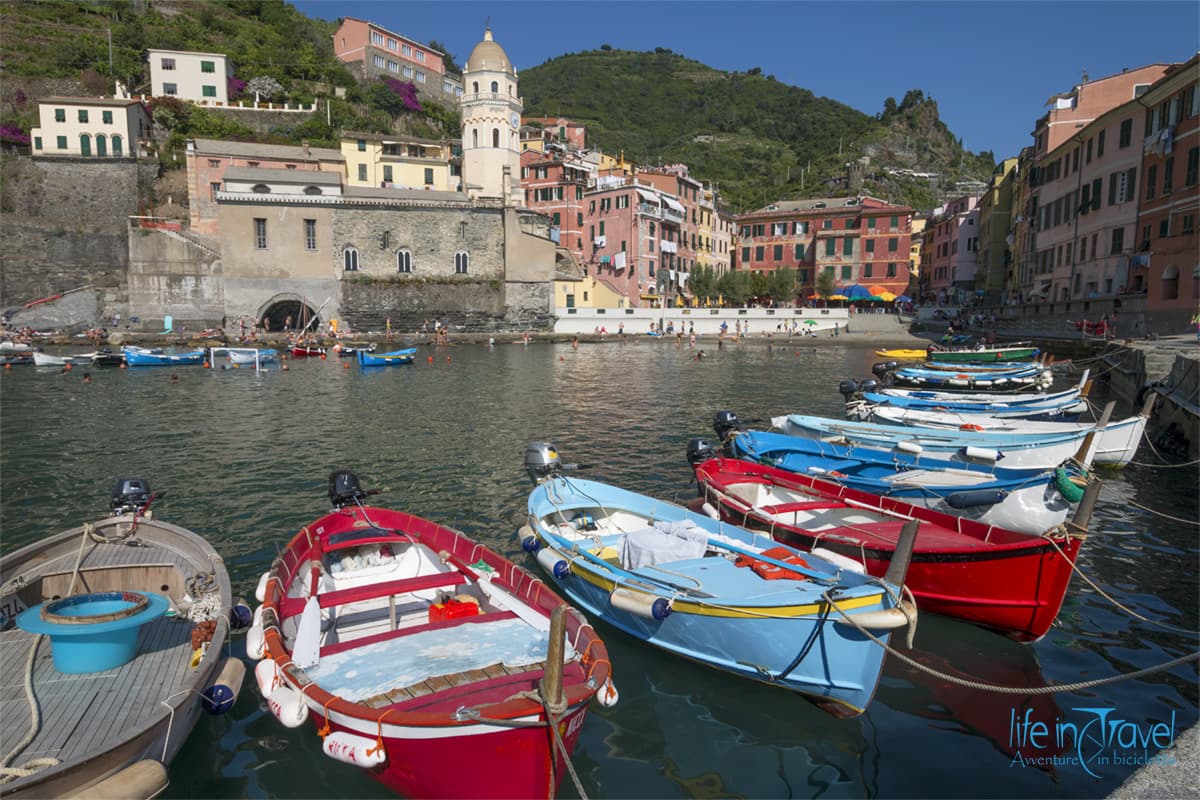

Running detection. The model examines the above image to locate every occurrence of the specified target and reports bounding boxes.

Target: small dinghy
[31,351,97,367]
[0,479,242,799]
[521,443,917,718]
[122,345,205,367]
[357,347,416,366]
[249,471,613,799]
[927,343,1040,363]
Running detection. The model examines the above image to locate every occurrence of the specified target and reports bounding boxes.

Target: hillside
[520,49,996,212]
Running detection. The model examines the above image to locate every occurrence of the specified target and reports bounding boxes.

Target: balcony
[637,203,661,219]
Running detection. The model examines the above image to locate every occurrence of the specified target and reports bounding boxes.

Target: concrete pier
[1109,725,1198,799]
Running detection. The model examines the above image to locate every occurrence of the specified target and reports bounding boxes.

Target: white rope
[0,635,60,784]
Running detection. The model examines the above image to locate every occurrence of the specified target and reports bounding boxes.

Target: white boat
[0,479,244,799]
[31,351,97,367]
[225,347,277,365]
[863,401,1151,467]
[0,341,32,354]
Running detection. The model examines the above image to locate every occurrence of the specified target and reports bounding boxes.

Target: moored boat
[521,443,917,718]
[689,453,1101,642]
[0,478,242,798]
[32,351,97,367]
[357,347,416,366]
[289,344,326,358]
[874,348,928,360]
[888,364,1051,391]
[222,347,278,366]
[927,343,1040,363]
[122,345,205,367]
[249,471,613,800]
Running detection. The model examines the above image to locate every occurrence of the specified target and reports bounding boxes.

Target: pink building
[524,117,587,151]
[186,138,344,235]
[332,18,461,100]
[920,196,978,304]
[521,148,589,262]
[1034,65,1170,155]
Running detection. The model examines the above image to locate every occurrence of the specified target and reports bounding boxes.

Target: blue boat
[890,363,1051,391]
[357,347,416,366]
[848,371,1091,421]
[708,417,1080,535]
[520,442,916,718]
[122,346,205,367]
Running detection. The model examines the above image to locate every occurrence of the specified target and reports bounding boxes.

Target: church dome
[466,28,514,74]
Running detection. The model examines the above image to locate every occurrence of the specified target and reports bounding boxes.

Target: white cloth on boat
[620,520,708,569]
[304,617,567,702]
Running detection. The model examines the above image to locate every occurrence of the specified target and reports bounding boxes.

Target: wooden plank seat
[758,500,849,514]
[278,571,466,618]
[319,610,516,657]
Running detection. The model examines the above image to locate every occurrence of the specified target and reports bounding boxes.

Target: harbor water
[1,340,1196,799]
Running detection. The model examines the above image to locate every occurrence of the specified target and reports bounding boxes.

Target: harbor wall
[552,306,852,335]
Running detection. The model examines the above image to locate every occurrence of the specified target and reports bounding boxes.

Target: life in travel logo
[1008,707,1178,777]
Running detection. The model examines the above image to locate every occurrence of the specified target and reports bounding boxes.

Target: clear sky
[292,0,1199,160]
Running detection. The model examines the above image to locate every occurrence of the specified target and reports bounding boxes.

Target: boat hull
[122,347,205,366]
[928,346,1039,363]
[693,457,1083,642]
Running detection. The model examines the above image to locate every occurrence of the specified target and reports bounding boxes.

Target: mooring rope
[543,703,588,800]
[0,635,60,783]
[822,589,1199,694]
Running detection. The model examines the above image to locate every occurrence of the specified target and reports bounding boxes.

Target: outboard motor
[858,378,879,393]
[328,470,370,509]
[525,442,562,483]
[871,362,892,379]
[886,360,899,372]
[837,380,860,402]
[712,411,742,443]
[686,437,717,466]
[111,477,154,515]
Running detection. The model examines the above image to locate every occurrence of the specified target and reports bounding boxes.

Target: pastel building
[1133,54,1199,320]
[460,28,523,205]
[148,49,233,104]
[331,17,461,101]
[341,133,456,192]
[920,195,978,304]
[30,97,149,158]
[976,158,1018,304]
[521,148,590,259]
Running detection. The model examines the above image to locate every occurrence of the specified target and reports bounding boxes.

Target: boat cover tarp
[620,521,708,569]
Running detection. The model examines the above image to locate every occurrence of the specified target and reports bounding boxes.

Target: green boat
[928,344,1039,363]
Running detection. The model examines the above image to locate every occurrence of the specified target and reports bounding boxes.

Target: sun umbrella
[877,291,897,302]
[844,285,870,299]
[866,295,887,302]
[868,285,890,296]
[895,294,912,303]
[828,294,849,301]
[803,319,819,326]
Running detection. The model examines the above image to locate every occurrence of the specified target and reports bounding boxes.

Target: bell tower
[460,28,522,205]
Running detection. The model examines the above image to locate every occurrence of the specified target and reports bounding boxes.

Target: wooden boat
[874,348,927,360]
[357,347,416,367]
[849,371,1091,418]
[0,478,242,799]
[289,345,326,358]
[31,351,97,367]
[927,343,1040,363]
[889,364,1051,391]
[249,471,613,800]
[219,347,277,366]
[122,345,205,367]
[862,398,1151,466]
[712,419,1084,535]
[333,343,375,357]
[92,348,126,367]
[521,443,916,718]
[772,410,1120,470]
[690,454,1100,642]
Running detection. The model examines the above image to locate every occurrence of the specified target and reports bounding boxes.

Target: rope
[0,634,60,784]
[822,589,1199,694]
[1040,533,1200,636]
[1126,500,1200,526]
[543,704,588,800]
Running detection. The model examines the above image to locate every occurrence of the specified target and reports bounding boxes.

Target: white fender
[266,684,308,728]
[322,730,387,767]
[255,571,270,603]
[837,598,917,631]
[75,760,168,800]
[246,623,265,661]
[255,658,283,697]
[895,440,923,455]
[597,677,619,708]
[963,446,1000,463]
[700,502,720,520]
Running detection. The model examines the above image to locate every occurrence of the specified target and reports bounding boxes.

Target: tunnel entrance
[259,297,320,333]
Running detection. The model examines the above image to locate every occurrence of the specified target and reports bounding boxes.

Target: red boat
[290,345,325,358]
[690,453,1099,642]
[249,471,614,799]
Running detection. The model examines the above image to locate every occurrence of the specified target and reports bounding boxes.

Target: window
[416,51,425,63]
[867,217,876,229]
[163,83,177,96]
[841,265,852,280]
[822,219,832,230]
[1162,157,1175,193]
[888,238,898,252]
[1186,147,1199,187]
[343,247,359,271]
[402,43,412,56]
[794,220,808,234]
[772,222,787,236]
[492,129,499,148]
[865,239,875,253]
[1147,164,1158,199]
[1079,237,1087,261]
[1119,118,1132,148]
[1110,227,1124,255]
[1159,219,1170,238]
[415,71,425,84]
[755,246,764,261]
[843,237,853,256]
[891,216,899,228]
[424,168,434,185]
[863,264,873,277]
[374,55,385,68]
[34,136,42,150]
[1097,130,1105,158]
[491,81,499,93]
[383,166,393,183]
[825,239,836,256]
[1182,214,1195,234]
[1085,138,1093,163]
[887,263,897,277]
[56,135,67,149]
[161,57,175,70]
[202,85,216,98]
[54,108,65,122]
[254,218,267,249]
[201,60,215,73]
[209,182,221,201]
[387,37,397,51]
[454,251,469,274]
[371,31,384,45]
[773,244,783,260]
[102,110,112,124]
[303,219,317,251]
[397,249,412,272]
[390,62,400,74]
[741,246,750,263]
[78,109,88,123]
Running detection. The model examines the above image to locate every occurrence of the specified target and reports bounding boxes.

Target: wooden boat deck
[0,523,221,787]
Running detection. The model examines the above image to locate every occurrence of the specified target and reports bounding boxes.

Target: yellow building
[554,275,628,309]
[908,217,927,292]
[341,133,455,191]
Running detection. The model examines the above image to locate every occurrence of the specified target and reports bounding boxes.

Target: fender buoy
[946,489,1006,508]
[597,677,619,707]
[266,684,308,728]
[323,730,387,767]
[201,657,245,715]
[1054,467,1087,503]
[255,572,270,603]
[254,658,282,696]
[959,423,985,431]
[735,546,810,580]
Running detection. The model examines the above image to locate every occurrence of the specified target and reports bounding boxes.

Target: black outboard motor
[858,378,879,393]
[838,379,860,402]
[712,410,742,443]
[111,477,154,515]
[328,470,370,509]
[871,362,892,378]
[525,442,563,483]
[686,437,718,466]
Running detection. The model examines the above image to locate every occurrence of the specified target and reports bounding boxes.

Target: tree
[689,265,717,303]
[815,267,837,298]
[767,266,797,304]
[246,76,284,103]
[427,39,461,74]
[716,271,752,306]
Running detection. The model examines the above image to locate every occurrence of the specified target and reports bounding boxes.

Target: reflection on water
[1,341,1195,799]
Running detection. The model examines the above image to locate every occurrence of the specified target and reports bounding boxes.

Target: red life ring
[959,423,985,431]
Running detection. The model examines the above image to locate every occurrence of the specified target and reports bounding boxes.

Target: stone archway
[257,294,320,333]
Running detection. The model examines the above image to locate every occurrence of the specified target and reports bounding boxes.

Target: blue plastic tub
[17,591,170,673]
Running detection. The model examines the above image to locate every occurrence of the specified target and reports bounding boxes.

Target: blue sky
[293,1,1198,160]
